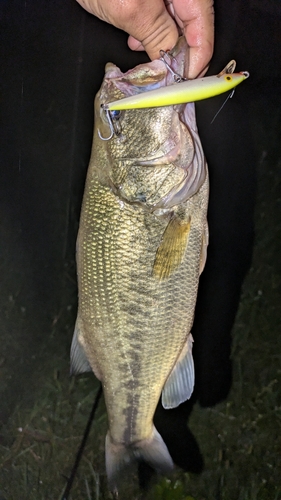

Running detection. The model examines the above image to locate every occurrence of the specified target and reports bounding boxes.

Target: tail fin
[105,426,173,493]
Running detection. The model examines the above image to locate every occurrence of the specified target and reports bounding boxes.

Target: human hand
[76,0,214,78]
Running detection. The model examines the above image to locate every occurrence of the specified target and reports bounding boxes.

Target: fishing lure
[103,61,249,112]
[98,58,249,140]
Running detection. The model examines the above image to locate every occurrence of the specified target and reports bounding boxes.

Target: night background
[0,0,280,498]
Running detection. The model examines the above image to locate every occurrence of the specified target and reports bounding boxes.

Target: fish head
[94,39,206,210]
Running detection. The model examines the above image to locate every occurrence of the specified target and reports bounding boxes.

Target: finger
[173,0,214,78]
[187,43,213,78]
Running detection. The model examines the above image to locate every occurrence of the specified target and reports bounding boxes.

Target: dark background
[0,0,280,425]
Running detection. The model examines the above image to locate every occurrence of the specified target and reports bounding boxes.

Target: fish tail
[105,426,173,493]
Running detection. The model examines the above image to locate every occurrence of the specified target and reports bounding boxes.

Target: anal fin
[161,334,194,409]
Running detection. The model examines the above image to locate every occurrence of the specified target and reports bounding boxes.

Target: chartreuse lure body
[104,69,249,111]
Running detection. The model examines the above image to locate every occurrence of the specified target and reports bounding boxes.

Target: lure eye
[110,109,121,120]
[225,75,232,81]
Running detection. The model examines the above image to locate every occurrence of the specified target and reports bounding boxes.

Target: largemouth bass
[71,37,209,491]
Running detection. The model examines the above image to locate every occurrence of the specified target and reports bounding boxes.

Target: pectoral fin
[153,216,191,280]
[161,334,194,409]
[70,317,92,376]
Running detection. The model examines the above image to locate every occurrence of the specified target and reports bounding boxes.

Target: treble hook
[97,106,115,141]
[159,50,187,83]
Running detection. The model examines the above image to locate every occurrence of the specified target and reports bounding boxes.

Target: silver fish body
[71,38,209,490]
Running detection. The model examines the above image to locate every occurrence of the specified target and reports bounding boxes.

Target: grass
[0,97,280,499]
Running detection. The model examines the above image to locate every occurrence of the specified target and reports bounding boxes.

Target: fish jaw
[94,40,206,212]
[95,97,206,211]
